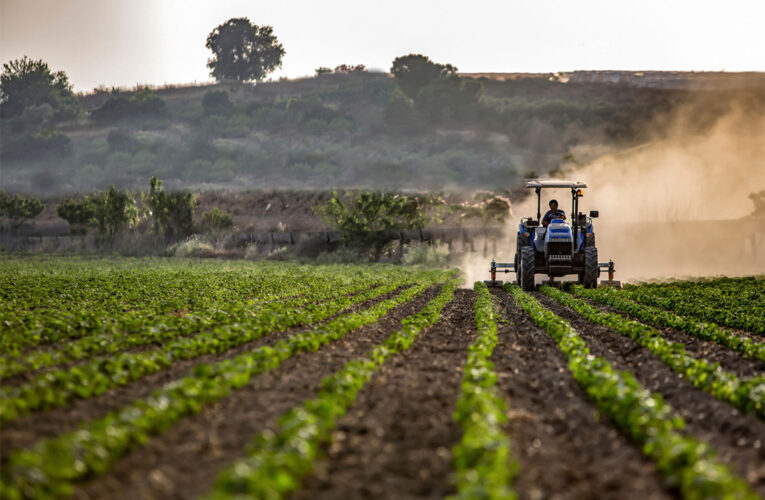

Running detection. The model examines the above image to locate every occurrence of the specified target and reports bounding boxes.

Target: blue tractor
[487,180,619,290]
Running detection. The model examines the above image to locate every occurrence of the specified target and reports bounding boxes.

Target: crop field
[0,258,763,500]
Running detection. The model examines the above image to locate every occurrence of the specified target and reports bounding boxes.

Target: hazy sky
[2,0,764,92]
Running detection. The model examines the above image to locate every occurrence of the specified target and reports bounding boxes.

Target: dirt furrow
[70,285,441,500]
[579,295,765,377]
[493,290,673,500]
[0,284,411,459]
[536,293,765,497]
[292,289,477,500]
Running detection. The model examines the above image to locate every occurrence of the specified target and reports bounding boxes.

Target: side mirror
[589,210,599,218]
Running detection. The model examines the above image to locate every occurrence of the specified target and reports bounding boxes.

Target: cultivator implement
[485,259,620,289]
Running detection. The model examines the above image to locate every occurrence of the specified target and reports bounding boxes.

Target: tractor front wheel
[520,246,535,291]
[581,247,599,288]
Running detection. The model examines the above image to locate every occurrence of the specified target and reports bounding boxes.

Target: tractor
[487,180,620,290]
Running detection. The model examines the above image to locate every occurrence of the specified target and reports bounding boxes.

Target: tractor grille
[547,241,572,256]
[548,254,572,261]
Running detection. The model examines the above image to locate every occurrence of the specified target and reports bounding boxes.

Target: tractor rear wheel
[582,247,599,288]
[520,246,535,291]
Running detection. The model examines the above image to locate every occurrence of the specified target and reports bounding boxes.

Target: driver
[542,199,566,227]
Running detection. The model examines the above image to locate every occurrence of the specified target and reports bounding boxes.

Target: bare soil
[293,289,477,500]
[493,290,673,500]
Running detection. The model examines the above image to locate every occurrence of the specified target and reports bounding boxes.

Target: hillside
[1,70,763,195]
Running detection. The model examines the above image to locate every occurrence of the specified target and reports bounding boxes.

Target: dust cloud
[460,96,765,285]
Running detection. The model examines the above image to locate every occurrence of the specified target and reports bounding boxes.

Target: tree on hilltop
[390,54,457,101]
[1,56,76,118]
[205,18,285,83]
[388,54,481,124]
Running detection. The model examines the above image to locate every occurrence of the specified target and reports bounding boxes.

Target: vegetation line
[448,282,516,500]
[570,285,765,363]
[541,285,765,418]
[507,284,758,500]
[0,280,389,380]
[622,280,765,335]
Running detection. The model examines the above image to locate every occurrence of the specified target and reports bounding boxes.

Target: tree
[56,187,137,237]
[390,54,457,101]
[56,197,96,233]
[315,191,440,258]
[1,56,75,118]
[0,193,45,229]
[148,176,196,238]
[205,18,285,83]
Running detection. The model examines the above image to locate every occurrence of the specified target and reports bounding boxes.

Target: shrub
[202,90,232,115]
[0,125,71,161]
[33,126,71,155]
[107,129,136,152]
[402,242,450,267]
[20,103,53,131]
[315,247,366,264]
[200,207,234,231]
[167,235,216,257]
[91,88,166,123]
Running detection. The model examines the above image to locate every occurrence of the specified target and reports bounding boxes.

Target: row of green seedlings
[541,286,765,418]
[0,274,451,500]
[449,282,516,500]
[507,284,758,500]
[623,281,764,334]
[0,275,390,380]
[571,285,765,363]
[205,279,459,500]
[0,272,439,423]
[0,265,382,355]
[0,266,296,317]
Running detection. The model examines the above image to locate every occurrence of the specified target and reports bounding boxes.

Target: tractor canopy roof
[525,180,587,189]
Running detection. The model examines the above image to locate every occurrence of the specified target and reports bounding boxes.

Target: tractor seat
[551,218,565,224]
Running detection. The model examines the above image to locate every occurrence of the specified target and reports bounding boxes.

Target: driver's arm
[542,210,552,227]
